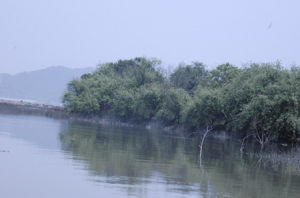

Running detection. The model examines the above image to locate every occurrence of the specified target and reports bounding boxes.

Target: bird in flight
[267,22,272,30]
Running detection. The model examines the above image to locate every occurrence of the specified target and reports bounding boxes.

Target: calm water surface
[0,113,299,198]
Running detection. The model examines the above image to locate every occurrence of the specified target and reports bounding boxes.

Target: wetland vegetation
[63,57,300,149]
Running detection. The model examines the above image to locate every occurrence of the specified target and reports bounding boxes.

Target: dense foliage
[63,57,300,145]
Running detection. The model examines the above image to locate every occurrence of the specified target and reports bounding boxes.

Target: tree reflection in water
[59,122,300,198]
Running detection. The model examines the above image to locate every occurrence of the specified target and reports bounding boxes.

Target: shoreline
[2,99,300,170]
[0,99,181,132]
[0,99,67,118]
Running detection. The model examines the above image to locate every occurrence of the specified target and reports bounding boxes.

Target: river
[0,113,299,198]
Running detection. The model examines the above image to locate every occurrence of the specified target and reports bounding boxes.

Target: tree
[62,57,166,118]
[62,58,300,147]
[183,87,223,130]
[155,88,191,125]
[208,63,240,88]
[223,63,300,148]
[133,83,165,121]
[170,62,208,93]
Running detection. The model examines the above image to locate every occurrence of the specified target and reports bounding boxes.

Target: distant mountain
[0,66,95,105]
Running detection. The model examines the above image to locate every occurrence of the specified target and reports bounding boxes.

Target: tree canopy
[63,58,300,145]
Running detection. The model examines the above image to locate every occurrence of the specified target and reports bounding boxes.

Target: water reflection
[59,122,300,198]
[1,113,300,198]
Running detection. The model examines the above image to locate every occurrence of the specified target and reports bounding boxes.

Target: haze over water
[1,0,300,74]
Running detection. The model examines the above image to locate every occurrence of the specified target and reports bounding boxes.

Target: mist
[1,0,300,74]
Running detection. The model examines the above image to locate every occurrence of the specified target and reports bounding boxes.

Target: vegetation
[63,57,300,146]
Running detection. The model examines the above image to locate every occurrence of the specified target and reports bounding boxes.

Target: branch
[240,133,255,153]
[199,124,214,167]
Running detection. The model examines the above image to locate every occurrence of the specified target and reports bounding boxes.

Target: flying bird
[267,22,272,30]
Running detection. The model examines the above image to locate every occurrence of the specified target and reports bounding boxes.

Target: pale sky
[0,0,299,74]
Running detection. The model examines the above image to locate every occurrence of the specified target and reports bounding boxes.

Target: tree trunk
[199,125,213,167]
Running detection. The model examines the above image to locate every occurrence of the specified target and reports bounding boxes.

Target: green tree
[183,87,224,130]
[63,57,165,117]
[170,62,208,93]
[208,63,240,88]
[223,63,300,147]
[133,83,165,121]
[112,89,135,120]
[155,88,191,125]
[62,58,300,146]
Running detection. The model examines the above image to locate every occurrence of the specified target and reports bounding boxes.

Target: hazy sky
[1,0,299,74]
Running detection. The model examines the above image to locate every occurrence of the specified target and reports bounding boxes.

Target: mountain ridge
[0,66,95,105]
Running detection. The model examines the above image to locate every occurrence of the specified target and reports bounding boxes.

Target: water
[0,113,299,198]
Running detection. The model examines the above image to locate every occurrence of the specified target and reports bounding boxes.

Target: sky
[0,0,300,74]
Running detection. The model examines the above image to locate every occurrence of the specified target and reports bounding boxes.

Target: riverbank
[2,98,300,170]
[0,99,66,118]
[0,99,178,132]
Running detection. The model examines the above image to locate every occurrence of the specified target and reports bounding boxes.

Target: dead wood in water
[199,125,213,167]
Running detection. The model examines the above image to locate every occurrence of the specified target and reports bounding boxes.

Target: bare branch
[199,125,213,167]
[240,133,255,153]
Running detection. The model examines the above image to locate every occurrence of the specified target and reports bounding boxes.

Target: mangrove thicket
[63,57,300,147]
